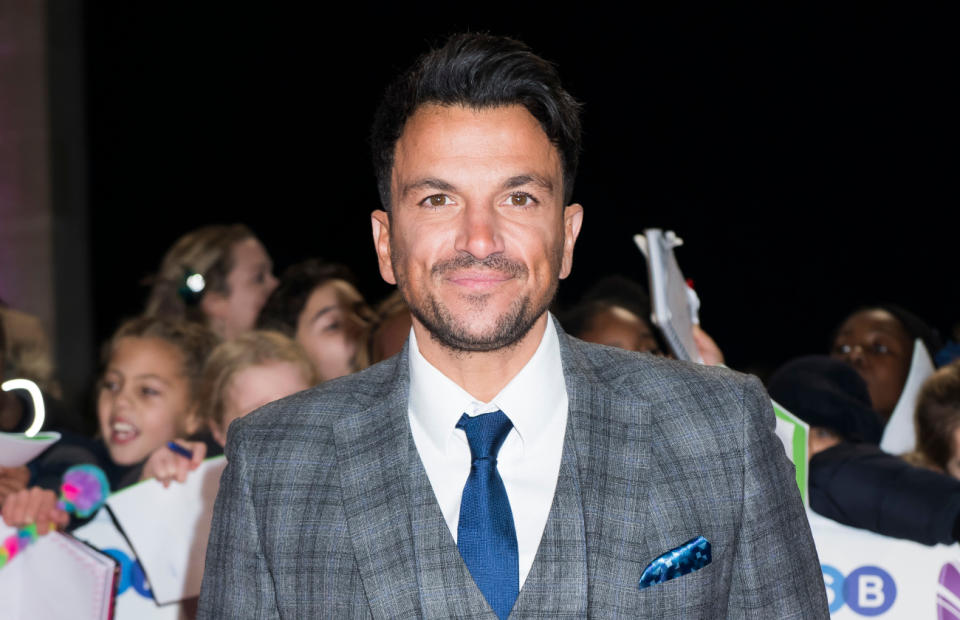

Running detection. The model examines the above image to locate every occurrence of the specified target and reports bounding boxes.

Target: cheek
[96,392,111,429]
[144,403,184,441]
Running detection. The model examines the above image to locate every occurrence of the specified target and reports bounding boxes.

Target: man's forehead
[390,104,562,191]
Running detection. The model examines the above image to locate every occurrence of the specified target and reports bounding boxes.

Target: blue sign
[822,564,896,616]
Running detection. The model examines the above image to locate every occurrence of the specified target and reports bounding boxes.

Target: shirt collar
[407,314,566,455]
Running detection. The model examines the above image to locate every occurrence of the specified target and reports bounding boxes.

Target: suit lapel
[558,330,655,611]
[333,352,422,619]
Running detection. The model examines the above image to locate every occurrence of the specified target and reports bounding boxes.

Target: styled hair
[102,316,219,404]
[914,362,960,469]
[199,330,316,428]
[370,32,582,209]
[258,259,375,371]
[144,224,254,324]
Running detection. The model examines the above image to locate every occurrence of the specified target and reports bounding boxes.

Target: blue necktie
[456,410,519,620]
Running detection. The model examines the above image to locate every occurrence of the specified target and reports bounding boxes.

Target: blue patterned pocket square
[638,535,711,590]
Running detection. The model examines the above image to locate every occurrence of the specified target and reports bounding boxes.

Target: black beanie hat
[767,355,885,444]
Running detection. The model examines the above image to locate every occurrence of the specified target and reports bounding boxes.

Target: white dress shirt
[407,317,568,587]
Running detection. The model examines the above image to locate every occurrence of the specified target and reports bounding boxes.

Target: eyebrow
[399,178,457,201]
[502,174,554,193]
[309,305,340,325]
[399,174,556,200]
[135,374,173,386]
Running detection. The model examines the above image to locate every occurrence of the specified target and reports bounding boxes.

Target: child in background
[204,330,314,446]
[140,331,314,486]
[1,316,218,530]
[905,362,960,477]
[144,224,278,340]
[257,259,374,381]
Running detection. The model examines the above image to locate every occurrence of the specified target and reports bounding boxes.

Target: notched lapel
[334,353,422,618]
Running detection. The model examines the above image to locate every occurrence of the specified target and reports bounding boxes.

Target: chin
[106,444,147,467]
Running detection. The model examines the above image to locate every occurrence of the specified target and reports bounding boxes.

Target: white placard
[810,510,960,617]
[0,430,60,466]
[880,339,935,455]
[106,456,226,604]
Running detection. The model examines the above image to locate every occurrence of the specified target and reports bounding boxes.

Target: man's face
[371,104,582,352]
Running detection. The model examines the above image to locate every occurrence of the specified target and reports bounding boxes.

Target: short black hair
[370,32,582,209]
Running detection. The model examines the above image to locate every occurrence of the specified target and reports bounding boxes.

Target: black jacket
[810,442,960,545]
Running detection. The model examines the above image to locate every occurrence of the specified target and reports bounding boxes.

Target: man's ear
[559,203,584,280]
[371,210,397,285]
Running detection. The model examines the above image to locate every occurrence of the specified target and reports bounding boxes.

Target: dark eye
[141,386,161,397]
[508,192,536,207]
[872,343,890,354]
[101,379,119,392]
[832,343,852,355]
[422,194,452,208]
[323,321,342,332]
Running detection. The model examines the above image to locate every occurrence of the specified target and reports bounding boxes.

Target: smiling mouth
[109,419,140,445]
[447,270,514,290]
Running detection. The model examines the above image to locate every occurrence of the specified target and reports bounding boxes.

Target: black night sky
[82,3,955,375]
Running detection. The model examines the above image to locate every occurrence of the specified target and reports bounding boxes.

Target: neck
[413,314,549,402]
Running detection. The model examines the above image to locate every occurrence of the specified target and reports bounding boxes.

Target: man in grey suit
[199,33,828,618]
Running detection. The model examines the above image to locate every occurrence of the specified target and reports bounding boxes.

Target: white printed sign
[809,510,960,618]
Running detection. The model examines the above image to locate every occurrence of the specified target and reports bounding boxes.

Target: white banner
[810,510,960,618]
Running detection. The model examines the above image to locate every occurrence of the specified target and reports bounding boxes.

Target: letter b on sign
[843,566,896,616]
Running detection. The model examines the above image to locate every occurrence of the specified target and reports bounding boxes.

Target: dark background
[82,3,955,375]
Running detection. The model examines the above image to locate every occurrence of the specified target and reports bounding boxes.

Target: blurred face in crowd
[204,238,278,339]
[211,361,311,446]
[296,280,363,381]
[98,337,198,466]
[948,427,960,480]
[371,104,583,353]
[577,306,662,354]
[370,309,413,364]
[808,426,842,457]
[831,309,913,420]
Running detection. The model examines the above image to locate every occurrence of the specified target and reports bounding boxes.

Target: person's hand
[140,440,207,487]
[692,325,725,366]
[1,487,69,533]
[0,466,30,506]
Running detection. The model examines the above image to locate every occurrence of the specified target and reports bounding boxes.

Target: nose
[266,271,279,294]
[454,203,503,260]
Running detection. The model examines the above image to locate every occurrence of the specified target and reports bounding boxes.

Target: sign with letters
[809,511,960,617]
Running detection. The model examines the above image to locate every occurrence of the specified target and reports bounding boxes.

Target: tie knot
[456,410,513,461]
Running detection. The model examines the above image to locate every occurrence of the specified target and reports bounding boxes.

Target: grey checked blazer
[198,326,829,618]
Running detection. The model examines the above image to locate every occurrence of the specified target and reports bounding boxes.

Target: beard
[393,251,559,353]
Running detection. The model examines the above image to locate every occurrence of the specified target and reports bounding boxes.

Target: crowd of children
[2,222,959,556]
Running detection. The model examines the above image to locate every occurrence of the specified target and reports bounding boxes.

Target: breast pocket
[636,561,725,619]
